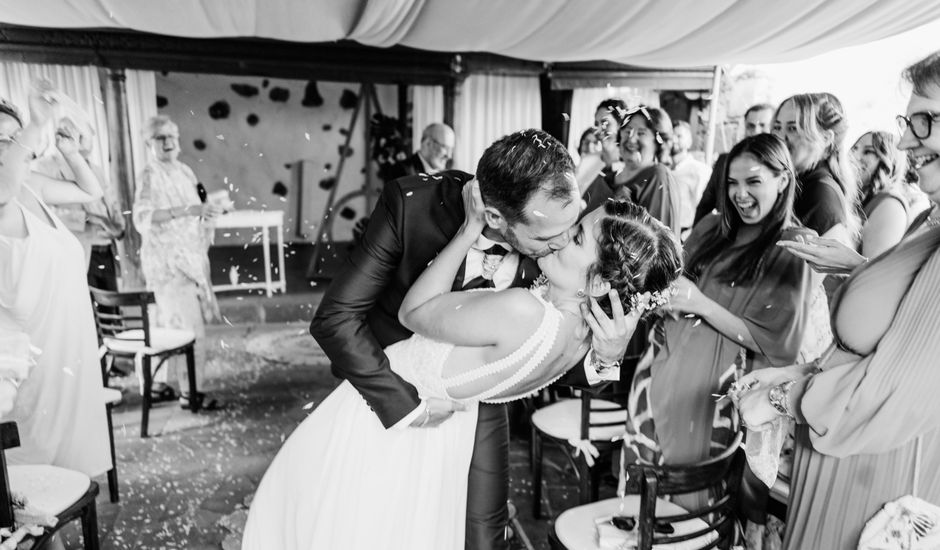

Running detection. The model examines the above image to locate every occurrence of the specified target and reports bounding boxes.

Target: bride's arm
[398,180,484,324]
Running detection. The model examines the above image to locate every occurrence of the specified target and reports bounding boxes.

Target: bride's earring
[577,289,586,298]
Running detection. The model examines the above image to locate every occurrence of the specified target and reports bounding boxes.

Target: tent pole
[704,65,722,166]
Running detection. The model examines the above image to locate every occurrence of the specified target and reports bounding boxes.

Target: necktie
[462,245,509,290]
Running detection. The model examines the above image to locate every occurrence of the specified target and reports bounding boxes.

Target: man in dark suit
[311,129,630,550]
[388,122,456,180]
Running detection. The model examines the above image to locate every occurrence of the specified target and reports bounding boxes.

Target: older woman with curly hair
[132,114,222,409]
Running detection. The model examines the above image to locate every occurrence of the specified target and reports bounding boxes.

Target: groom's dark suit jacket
[310,170,586,428]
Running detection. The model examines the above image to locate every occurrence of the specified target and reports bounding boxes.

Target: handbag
[858,437,940,549]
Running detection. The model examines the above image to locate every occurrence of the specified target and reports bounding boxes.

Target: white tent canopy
[3,0,940,67]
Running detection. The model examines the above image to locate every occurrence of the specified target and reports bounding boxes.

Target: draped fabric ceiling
[2,0,940,68]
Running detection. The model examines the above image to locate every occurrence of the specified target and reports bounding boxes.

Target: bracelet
[418,403,431,427]
[590,349,621,373]
[768,380,796,418]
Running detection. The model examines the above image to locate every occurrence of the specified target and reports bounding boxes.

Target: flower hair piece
[628,283,677,315]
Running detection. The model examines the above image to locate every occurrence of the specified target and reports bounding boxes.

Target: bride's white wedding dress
[242,287,565,550]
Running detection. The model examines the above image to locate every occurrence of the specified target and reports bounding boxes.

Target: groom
[311,129,630,550]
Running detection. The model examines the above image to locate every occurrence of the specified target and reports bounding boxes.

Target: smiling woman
[625,135,817,511]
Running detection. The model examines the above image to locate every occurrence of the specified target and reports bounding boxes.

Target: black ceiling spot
[339,128,349,136]
[322,124,332,131]
[262,79,270,88]
[318,177,336,190]
[160,70,169,77]
[269,87,290,103]
[156,95,168,108]
[193,139,206,151]
[247,113,259,126]
[284,163,292,170]
[208,100,230,120]
[272,181,288,197]
[231,83,259,98]
[338,145,354,158]
[324,163,332,170]
[339,89,358,110]
[302,81,324,107]
[339,207,357,220]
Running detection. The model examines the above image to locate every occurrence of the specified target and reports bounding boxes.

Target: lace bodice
[386,287,565,404]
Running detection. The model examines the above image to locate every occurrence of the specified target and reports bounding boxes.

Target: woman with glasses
[737,51,940,549]
[132,115,223,409]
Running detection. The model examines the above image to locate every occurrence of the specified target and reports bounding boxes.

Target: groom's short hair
[476,129,575,226]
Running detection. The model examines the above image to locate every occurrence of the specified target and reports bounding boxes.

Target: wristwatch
[768,380,796,418]
[589,349,621,374]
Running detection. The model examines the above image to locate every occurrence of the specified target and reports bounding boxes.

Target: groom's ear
[483,206,506,231]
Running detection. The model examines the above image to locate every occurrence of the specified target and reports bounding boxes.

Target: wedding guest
[694,103,774,225]
[581,98,628,213]
[773,92,860,243]
[851,130,924,258]
[387,122,455,179]
[671,120,711,236]
[132,115,222,409]
[737,50,940,550]
[626,134,813,478]
[611,105,681,236]
[0,83,111,480]
[577,127,602,158]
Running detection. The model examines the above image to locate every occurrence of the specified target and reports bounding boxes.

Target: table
[212,210,286,297]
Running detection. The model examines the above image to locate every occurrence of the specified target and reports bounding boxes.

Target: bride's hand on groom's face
[460,179,487,234]
[582,289,636,364]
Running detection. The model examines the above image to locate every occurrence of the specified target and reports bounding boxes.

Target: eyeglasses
[896,111,940,140]
[426,136,453,155]
[152,134,179,143]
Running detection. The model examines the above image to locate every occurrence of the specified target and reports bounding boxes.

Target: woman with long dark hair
[626,134,814,474]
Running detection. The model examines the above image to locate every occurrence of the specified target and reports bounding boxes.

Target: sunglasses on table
[897,111,940,140]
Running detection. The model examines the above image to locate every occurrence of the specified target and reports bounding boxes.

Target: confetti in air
[302,402,315,410]
[305,132,311,141]
[406,191,414,197]
[216,134,225,140]
[532,210,546,218]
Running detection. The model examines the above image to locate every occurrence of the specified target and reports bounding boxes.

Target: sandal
[180,391,225,411]
[149,383,178,403]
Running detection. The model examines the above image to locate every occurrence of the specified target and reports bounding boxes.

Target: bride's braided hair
[589,200,683,317]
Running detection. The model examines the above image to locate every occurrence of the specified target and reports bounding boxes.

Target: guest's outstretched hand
[665,275,708,317]
[777,235,866,275]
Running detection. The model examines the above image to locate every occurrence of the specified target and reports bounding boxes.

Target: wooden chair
[0,422,100,550]
[89,287,200,438]
[550,432,745,550]
[97,351,124,503]
[530,384,628,518]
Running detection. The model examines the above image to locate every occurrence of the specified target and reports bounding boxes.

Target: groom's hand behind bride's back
[410,398,468,428]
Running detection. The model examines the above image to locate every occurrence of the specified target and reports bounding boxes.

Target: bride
[242,184,682,550]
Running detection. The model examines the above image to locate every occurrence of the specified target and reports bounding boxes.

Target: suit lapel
[510,256,540,289]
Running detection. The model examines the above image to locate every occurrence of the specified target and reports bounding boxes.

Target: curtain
[567,87,660,161]
[411,85,443,156]
[3,1,940,67]
[124,69,158,180]
[452,75,541,173]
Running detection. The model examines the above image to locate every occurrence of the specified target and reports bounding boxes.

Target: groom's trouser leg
[466,402,509,550]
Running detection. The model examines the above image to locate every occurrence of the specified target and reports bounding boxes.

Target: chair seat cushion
[103,328,195,355]
[8,465,91,516]
[102,387,123,405]
[554,495,717,550]
[531,398,624,441]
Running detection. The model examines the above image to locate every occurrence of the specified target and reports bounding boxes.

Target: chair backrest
[88,287,156,347]
[579,382,629,441]
[626,431,745,550]
[0,422,20,530]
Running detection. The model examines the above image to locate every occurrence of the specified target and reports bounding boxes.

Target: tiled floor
[58,323,613,549]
